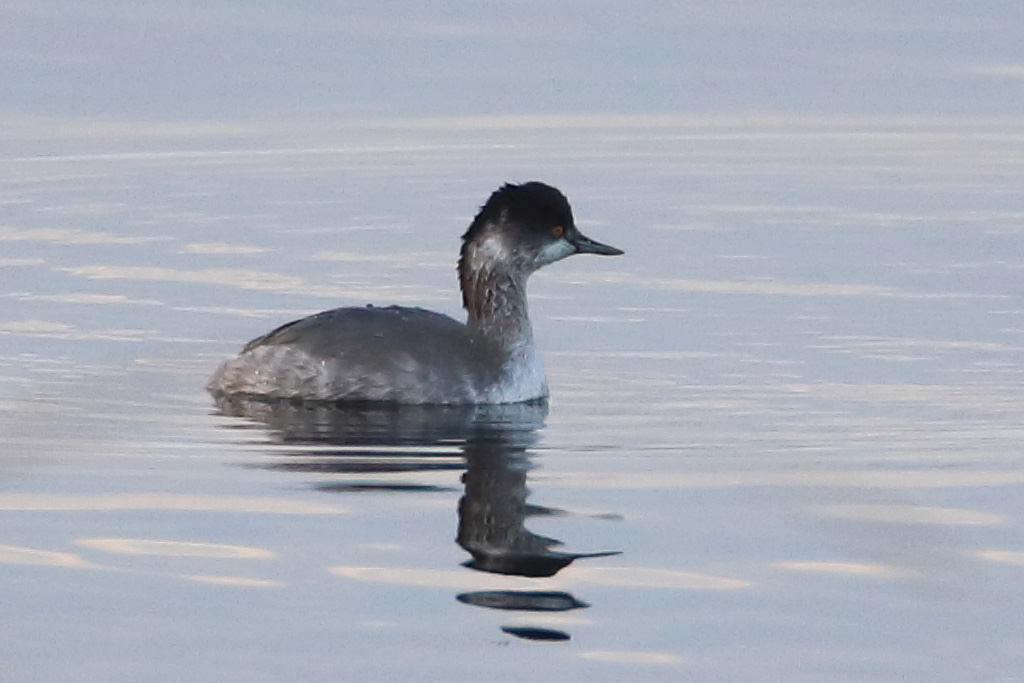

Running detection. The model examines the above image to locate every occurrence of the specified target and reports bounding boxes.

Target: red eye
[551,226,565,238]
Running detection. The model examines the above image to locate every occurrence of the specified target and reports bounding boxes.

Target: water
[4,3,1024,682]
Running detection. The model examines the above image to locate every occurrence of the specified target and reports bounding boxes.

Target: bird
[207,181,622,404]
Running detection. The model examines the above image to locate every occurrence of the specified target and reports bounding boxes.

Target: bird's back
[208,305,509,404]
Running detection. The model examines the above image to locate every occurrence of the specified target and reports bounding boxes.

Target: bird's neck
[459,240,534,350]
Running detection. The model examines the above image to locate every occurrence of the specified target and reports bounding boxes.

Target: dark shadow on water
[500,626,571,642]
[456,590,589,611]
[213,396,621,641]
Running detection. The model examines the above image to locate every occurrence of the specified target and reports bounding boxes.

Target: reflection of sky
[3,1,1024,120]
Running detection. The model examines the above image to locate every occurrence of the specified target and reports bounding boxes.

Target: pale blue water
[3,3,1024,682]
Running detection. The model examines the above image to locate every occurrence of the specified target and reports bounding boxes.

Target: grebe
[207,182,622,404]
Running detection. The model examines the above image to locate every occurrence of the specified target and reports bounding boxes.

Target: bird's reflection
[457,418,620,578]
[214,396,620,640]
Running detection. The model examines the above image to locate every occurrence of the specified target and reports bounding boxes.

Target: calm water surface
[2,117,1024,682]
